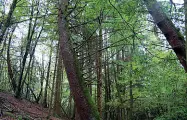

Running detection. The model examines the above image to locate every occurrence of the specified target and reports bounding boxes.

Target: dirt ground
[0,92,67,120]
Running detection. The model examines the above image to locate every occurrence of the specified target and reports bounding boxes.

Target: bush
[155,107,187,120]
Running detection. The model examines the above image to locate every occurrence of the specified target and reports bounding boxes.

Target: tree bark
[58,0,100,119]
[184,0,187,66]
[7,27,17,92]
[144,0,187,72]
[36,55,45,103]
[21,16,44,93]
[43,41,53,107]
[15,3,39,98]
[96,26,103,117]
[53,41,63,116]
[0,0,18,44]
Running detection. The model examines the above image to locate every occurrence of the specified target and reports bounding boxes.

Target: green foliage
[17,115,22,120]
[2,0,187,119]
[4,112,15,118]
[156,107,187,120]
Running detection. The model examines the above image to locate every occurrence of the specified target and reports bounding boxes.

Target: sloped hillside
[0,92,66,120]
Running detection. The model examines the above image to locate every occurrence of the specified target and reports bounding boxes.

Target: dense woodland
[1,0,187,119]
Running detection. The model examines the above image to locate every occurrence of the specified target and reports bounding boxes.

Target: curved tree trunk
[144,0,187,72]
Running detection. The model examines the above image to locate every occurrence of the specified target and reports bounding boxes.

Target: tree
[58,0,100,119]
[0,0,18,44]
[53,41,63,116]
[144,0,187,72]
[96,18,103,117]
[184,0,187,65]
[2,0,187,119]
[15,1,41,98]
[43,40,53,107]
[7,26,17,92]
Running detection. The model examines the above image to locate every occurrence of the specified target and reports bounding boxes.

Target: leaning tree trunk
[15,3,39,98]
[58,0,100,120]
[7,27,17,92]
[0,0,18,44]
[144,0,187,72]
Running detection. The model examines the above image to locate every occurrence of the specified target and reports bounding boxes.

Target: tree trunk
[96,26,103,117]
[129,79,133,120]
[49,54,57,116]
[21,16,44,94]
[43,41,53,107]
[184,0,187,66]
[58,0,100,119]
[144,0,187,72]
[53,41,63,116]
[36,55,45,103]
[7,27,17,92]
[0,0,18,44]
[15,3,39,98]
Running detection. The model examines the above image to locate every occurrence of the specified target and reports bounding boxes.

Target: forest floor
[0,91,67,120]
